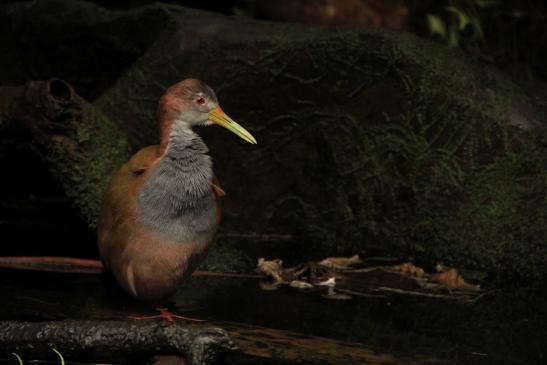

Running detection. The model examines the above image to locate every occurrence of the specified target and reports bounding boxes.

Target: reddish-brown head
[157,78,256,148]
[157,79,217,140]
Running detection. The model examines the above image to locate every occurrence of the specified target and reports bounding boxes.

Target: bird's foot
[129,307,206,323]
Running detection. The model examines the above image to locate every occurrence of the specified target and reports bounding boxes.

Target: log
[0,78,129,226]
[0,320,234,365]
[1,0,546,282]
[0,319,437,365]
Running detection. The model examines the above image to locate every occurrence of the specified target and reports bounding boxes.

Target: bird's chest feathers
[136,138,217,244]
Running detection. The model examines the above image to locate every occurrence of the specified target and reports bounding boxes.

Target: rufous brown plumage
[97,79,256,301]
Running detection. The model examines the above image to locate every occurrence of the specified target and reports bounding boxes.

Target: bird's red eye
[196,97,206,105]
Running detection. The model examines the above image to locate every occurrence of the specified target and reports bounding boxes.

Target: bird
[97,78,256,302]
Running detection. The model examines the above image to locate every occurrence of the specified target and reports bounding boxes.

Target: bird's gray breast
[136,142,216,244]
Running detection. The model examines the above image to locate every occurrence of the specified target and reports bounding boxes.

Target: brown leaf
[390,262,425,277]
[257,258,285,283]
[318,254,362,270]
[432,265,480,291]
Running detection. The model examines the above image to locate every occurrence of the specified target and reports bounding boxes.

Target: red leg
[129,307,206,322]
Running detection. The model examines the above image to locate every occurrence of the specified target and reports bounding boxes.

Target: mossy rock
[2,0,546,283]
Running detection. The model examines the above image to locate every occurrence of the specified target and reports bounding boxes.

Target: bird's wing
[126,145,162,175]
[212,175,226,198]
[97,145,162,269]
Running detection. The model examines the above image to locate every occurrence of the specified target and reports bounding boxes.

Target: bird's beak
[208,106,257,144]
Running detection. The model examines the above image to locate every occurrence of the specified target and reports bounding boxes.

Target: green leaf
[426,14,447,38]
[11,353,23,365]
[52,348,65,365]
[445,6,470,31]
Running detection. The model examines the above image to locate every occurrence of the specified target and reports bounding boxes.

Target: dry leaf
[391,262,425,277]
[432,264,480,291]
[257,258,285,283]
[289,280,314,289]
[319,254,362,269]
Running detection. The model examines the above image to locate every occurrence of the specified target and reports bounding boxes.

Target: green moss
[41,102,130,227]
[326,60,547,281]
[26,1,545,282]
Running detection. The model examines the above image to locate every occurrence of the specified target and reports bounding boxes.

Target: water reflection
[0,268,545,365]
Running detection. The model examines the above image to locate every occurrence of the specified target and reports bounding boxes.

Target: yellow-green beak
[208,106,257,144]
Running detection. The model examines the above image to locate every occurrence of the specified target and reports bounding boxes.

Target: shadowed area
[0,268,545,364]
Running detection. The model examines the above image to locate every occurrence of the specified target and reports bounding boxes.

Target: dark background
[1,0,546,264]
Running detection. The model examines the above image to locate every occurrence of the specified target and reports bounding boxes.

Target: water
[0,268,546,364]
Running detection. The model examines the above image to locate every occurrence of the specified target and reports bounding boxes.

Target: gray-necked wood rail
[97,78,256,302]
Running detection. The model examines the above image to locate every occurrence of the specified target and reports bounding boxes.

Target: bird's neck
[163,121,211,172]
[149,121,213,205]
[137,121,216,242]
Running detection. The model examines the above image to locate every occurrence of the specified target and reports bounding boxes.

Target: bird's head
[158,78,256,144]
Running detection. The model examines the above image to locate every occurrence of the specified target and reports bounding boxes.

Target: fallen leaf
[319,254,362,270]
[391,262,425,277]
[289,280,314,289]
[257,258,285,283]
[432,264,480,291]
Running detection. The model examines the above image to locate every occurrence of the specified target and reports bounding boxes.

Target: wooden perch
[0,320,234,365]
